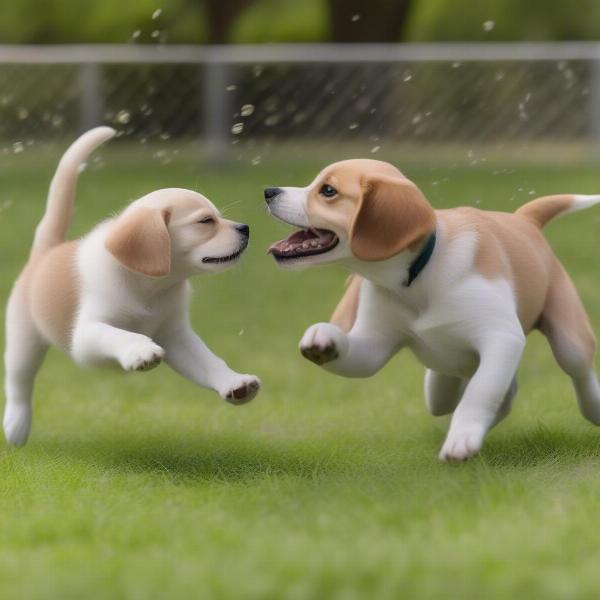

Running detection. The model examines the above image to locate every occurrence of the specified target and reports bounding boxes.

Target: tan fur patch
[437,207,554,333]
[330,275,363,333]
[105,207,171,277]
[515,194,574,228]
[30,241,80,350]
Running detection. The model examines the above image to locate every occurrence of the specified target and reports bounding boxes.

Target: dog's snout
[236,223,250,238]
[264,187,282,202]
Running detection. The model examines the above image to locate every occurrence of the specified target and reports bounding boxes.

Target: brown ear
[105,207,171,277]
[350,176,436,261]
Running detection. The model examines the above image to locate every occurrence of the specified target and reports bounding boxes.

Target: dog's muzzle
[264,187,282,204]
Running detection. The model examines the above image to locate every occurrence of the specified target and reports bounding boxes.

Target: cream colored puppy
[4,127,260,446]
[265,159,600,461]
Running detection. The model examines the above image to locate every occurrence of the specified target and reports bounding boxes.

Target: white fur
[566,194,600,215]
[268,187,310,227]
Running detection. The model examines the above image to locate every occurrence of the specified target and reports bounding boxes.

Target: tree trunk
[200,0,256,44]
[327,0,414,42]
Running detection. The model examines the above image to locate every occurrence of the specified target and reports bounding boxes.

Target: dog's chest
[395,302,480,378]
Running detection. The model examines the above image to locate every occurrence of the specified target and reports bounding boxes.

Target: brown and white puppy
[4,127,260,446]
[265,159,600,461]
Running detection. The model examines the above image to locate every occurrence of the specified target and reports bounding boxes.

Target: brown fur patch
[350,176,436,261]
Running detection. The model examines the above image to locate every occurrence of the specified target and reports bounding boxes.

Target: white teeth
[310,240,318,247]
[302,242,309,249]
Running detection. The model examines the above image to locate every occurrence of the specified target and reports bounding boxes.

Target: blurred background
[2,0,600,166]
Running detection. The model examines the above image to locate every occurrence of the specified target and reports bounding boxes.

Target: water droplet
[0,199,13,213]
[116,110,131,124]
[238,328,245,336]
[348,123,359,130]
[226,85,237,91]
[151,30,160,38]
[152,8,162,20]
[351,13,361,22]
[17,107,28,120]
[131,29,141,39]
[265,114,281,127]
[403,72,412,82]
[370,145,381,153]
[452,62,461,69]
[251,156,261,166]
[159,132,171,140]
[12,142,24,154]
[483,20,495,32]
[51,114,64,127]
[78,162,88,173]
[241,104,255,117]
[231,122,244,135]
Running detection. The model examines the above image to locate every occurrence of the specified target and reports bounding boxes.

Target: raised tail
[31,126,116,259]
[516,193,600,228]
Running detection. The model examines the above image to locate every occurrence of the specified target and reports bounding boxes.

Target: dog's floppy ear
[105,207,171,277]
[350,176,436,261]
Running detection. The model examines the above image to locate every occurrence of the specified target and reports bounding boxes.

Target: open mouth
[268,228,338,260]
[202,241,248,264]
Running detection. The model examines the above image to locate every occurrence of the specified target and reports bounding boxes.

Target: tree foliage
[1,0,600,44]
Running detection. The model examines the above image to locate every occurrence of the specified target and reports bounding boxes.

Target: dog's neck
[346,226,439,295]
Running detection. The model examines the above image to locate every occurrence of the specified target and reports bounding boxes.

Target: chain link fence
[1,43,599,161]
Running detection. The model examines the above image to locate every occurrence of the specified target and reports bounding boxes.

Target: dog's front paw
[120,338,165,372]
[220,375,261,405]
[299,322,349,366]
[438,424,486,462]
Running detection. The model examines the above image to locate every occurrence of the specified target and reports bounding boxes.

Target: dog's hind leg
[539,264,600,425]
[3,285,48,446]
[424,370,466,416]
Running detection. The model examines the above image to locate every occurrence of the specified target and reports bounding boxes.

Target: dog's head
[105,188,249,277]
[265,159,435,269]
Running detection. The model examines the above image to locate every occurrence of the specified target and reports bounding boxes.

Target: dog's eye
[198,217,215,224]
[319,184,338,198]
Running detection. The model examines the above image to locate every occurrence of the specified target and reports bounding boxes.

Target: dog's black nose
[236,224,250,238]
[264,187,281,202]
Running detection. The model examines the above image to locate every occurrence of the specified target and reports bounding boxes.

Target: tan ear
[105,207,171,277]
[350,176,436,261]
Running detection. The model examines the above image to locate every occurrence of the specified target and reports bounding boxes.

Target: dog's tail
[515,194,600,228]
[30,126,116,259]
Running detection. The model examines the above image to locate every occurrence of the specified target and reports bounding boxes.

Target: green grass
[2,146,600,599]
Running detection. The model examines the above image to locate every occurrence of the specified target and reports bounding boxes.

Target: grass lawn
[1,144,600,599]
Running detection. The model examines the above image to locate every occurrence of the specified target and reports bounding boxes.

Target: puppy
[4,127,260,446]
[264,159,600,461]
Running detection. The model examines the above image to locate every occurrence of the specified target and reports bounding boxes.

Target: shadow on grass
[483,424,600,468]
[18,423,600,480]
[31,432,348,482]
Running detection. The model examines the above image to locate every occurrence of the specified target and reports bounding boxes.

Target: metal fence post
[590,58,600,143]
[78,63,103,132]
[202,60,231,165]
